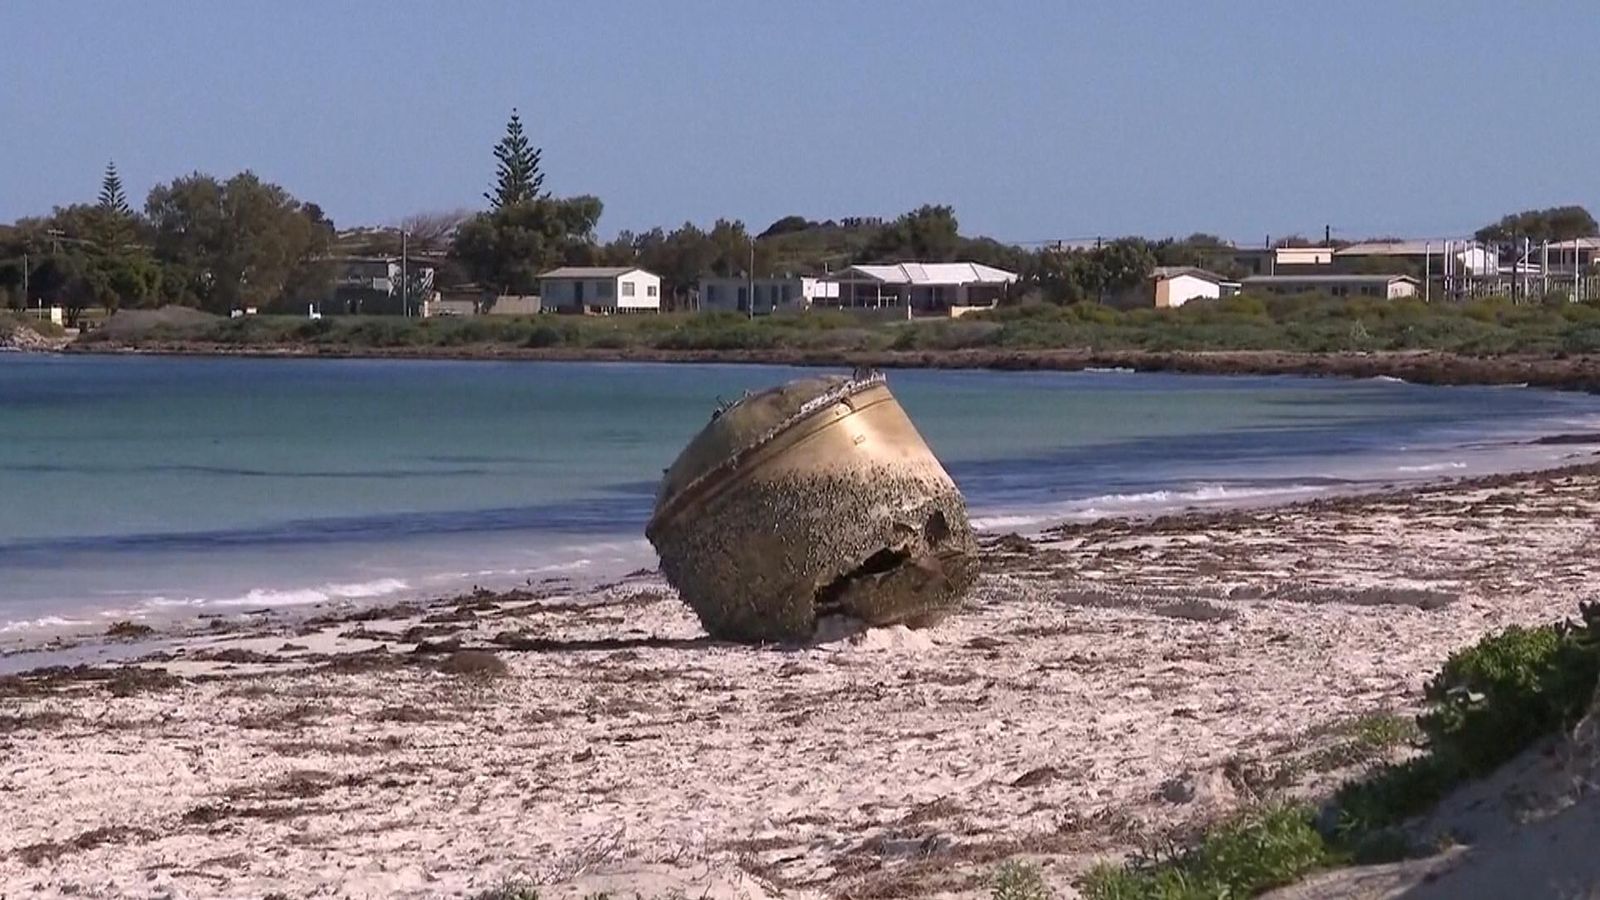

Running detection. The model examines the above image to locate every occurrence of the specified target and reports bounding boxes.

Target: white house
[825,262,1018,312]
[537,267,661,314]
[1242,274,1420,300]
[1120,266,1230,309]
[698,276,840,314]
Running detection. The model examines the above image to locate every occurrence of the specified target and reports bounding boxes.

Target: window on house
[647,285,658,297]
[622,281,636,297]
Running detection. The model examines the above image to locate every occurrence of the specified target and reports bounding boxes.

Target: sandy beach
[4,462,1600,898]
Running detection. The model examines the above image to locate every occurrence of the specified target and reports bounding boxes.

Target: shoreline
[5,462,1600,896]
[7,457,1598,669]
[59,342,1600,392]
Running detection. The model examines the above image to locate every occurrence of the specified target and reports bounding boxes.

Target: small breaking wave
[142,577,411,610]
[970,482,1331,533]
[0,614,94,634]
[1073,483,1325,511]
[1395,461,1468,473]
[969,512,1063,531]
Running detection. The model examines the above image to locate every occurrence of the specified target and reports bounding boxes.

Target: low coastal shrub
[1078,804,1330,900]
[0,311,66,338]
[1419,604,1600,776]
[1080,602,1600,899]
[990,860,1054,900]
[470,882,541,900]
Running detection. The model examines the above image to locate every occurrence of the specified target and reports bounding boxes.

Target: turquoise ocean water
[2,354,1598,633]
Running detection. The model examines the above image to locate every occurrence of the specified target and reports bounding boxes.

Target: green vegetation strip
[77,293,1600,356]
[1079,601,1600,900]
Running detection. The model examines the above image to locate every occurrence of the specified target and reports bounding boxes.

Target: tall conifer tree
[485,109,546,210]
[98,161,131,217]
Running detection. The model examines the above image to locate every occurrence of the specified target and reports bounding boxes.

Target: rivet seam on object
[652,372,888,528]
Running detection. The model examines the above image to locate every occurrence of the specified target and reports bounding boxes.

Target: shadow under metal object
[646,370,979,643]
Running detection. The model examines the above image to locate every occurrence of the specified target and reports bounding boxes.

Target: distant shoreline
[62,341,1600,392]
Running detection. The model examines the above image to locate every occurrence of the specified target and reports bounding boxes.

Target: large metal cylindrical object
[646,371,978,643]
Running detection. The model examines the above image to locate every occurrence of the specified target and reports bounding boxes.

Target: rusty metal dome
[647,370,978,643]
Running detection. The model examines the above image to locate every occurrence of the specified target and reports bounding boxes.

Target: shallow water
[3,354,1598,630]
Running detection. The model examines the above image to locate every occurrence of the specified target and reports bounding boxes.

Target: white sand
[4,468,1600,898]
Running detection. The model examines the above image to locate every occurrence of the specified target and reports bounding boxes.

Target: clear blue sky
[3,2,1597,245]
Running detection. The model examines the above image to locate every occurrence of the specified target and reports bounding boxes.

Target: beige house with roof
[538,267,661,314]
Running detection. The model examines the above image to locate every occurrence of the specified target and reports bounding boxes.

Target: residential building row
[417,262,1023,317]
[328,233,1600,318]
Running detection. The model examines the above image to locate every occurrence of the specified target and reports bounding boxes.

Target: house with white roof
[537,267,661,314]
[824,262,1019,312]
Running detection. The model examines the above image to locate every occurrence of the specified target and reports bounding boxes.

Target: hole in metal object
[813,547,910,617]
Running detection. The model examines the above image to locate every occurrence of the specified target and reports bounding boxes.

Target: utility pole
[21,252,27,311]
[1324,224,1331,245]
[1523,236,1531,302]
[747,239,755,320]
[1542,240,1549,299]
[1508,233,1517,302]
[401,229,409,317]
[1424,242,1431,303]
[1095,235,1104,305]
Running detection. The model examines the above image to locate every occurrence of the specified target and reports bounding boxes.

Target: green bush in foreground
[990,860,1054,900]
[1421,603,1600,776]
[1081,602,1600,900]
[1079,805,1328,900]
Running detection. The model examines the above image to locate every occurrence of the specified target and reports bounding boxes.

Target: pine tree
[98,161,131,217]
[485,108,546,210]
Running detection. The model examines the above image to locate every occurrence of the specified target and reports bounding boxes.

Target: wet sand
[3,463,1600,898]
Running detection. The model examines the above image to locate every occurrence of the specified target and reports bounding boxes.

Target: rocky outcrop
[0,322,68,352]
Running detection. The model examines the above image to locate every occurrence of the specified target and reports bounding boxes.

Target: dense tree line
[4,108,1597,320]
[0,164,334,323]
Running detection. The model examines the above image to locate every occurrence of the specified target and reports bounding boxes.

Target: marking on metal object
[652,372,890,529]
